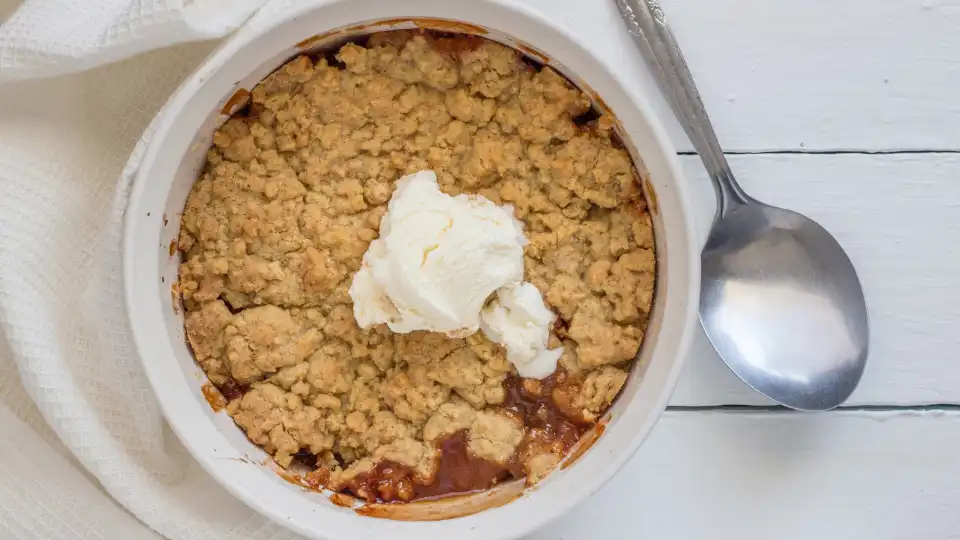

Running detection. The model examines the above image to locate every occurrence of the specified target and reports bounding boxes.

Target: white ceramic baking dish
[123,0,699,538]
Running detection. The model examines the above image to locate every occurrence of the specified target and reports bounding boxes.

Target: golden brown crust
[180,32,655,496]
[467,410,524,464]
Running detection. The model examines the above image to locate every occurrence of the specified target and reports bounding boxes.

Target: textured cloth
[0,0,612,538]
[0,0,265,82]
[0,0,321,537]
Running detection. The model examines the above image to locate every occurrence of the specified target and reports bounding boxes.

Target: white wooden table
[520,1,960,538]
[1,1,953,538]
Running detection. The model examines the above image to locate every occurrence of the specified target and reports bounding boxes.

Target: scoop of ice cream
[481,282,564,379]
[350,170,564,379]
[349,170,526,336]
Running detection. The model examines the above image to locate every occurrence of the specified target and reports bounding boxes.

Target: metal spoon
[613,0,869,410]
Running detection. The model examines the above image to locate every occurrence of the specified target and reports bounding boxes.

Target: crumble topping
[179,30,655,501]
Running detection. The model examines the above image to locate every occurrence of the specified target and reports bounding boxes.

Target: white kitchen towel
[0,0,610,537]
[0,0,338,538]
[0,0,266,82]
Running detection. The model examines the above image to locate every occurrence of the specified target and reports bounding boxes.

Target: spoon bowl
[700,201,868,410]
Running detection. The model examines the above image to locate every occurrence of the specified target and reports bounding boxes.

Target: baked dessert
[177,30,656,503]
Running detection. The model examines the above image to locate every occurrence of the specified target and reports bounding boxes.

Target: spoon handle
[612,0,749,215]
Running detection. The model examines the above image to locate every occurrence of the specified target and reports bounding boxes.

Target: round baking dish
[123,1,698,538]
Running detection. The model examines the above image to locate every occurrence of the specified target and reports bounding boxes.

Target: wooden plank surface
[529,410,960,540]
[4,1,958,539]
[523,0,960,152]
[670,153,960,406]
[513,0,960,405]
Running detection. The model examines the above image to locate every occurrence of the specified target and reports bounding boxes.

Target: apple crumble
[178,30,656,503]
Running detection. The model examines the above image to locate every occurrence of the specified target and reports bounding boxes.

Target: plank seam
[677,149,960,156]
[667,404,960,412]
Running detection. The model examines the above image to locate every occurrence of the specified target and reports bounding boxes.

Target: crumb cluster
[178,31,656,500]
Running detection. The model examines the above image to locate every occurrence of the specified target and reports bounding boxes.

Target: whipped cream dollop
[349,170,563,378]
